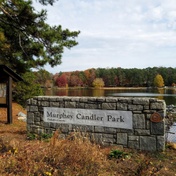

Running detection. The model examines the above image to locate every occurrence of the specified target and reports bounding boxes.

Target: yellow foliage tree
[92,78,105,88]
[153,74,164,87]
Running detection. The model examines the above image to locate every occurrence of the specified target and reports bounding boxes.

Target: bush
[92,78,105,88]
[13,72,43,107]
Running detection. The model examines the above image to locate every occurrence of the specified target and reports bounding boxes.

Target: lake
[45,87,176,105]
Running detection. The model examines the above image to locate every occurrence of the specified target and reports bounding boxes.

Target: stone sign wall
[27,96,166,151]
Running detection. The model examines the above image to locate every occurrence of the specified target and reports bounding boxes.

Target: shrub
[92,78,105,88]
[13,72,43,107]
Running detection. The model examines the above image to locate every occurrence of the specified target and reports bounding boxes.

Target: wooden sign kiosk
[0,65,23,124]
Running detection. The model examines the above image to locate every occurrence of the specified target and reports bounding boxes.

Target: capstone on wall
[27,96,166,151]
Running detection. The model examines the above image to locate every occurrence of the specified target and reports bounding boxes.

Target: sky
[33,0,176,73]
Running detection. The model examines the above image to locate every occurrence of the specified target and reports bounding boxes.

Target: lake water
[167,123,176,143]
[45,87,176,105]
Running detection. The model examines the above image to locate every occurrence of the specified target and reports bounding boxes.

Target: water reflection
[45,87,176,105]
[92,89,104,97]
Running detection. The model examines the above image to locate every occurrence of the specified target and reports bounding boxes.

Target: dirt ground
[0,102,27,142]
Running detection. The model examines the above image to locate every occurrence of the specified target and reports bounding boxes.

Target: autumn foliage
[154,74,165,88]
[52,67,176,88]
[92,78,105,88]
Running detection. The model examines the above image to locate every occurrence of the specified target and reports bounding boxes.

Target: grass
[0,103,176,175]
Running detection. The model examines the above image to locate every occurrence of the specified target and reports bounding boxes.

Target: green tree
[34,69,52,87]
[38,0,58,5]
[13,72,43,107]
[0,0,80,74]
[154,74,165,88]
[92,78,105,88]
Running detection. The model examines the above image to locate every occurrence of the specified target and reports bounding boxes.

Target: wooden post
[7,76,12,124]
[0,65,23,124]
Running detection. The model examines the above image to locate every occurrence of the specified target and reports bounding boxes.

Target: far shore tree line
[35,66,176,89]
[13,66,173,106]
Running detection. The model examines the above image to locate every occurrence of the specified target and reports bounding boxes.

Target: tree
[34,69,52,87]
[154,74,165,88]
[69,74,83,87]
[56,73,67,87]
[0,0,80,74]
[84,69,96,87]
[13,72,43,107]
[92,78,104,88]
[38,0,58,5]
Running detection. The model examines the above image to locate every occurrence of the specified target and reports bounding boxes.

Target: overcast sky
[33,0,176,73]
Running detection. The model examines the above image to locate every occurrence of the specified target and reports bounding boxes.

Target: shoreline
[50,86,176,90]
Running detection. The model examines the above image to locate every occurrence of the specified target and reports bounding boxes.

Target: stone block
[91,133,103,144]
[71,97,80,102]
[103,134,116,143]
[103,137,115,144]
[65,101,76,108]
[133,98,149,105]
[140,136,156,151]
[119,98,132,103]
[116,103,127,110]
[97,97,105,102]
[27,112,34,124]
[106,98,118,102]
[157,136,165,151]
[72,125,94,132]
[79,97,88,102]
[87,97,97,102]
[56,97,64,101]
[40,101,50,107]
[50,122,57,128]
[135,129,150,135]
[43,122,50,128]
[151,121,165,135]
[94,126,105,133]
[104,127,117,134]
[85,103,97,109]
[102,103,116,110]
[128,104,143,111]
[133,114,145,129]
[50,102,60,107]
[128,136,139,141]
[150,101,165,110]
[128,141,139,149]
[76,102,85,108]
[30,106,38,112]
[34,116,41,122]
[116,133,127,145]
[36,128,44,134]
[144,105,149,110]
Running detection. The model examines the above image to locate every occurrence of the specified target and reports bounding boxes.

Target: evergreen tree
[0,0,80,74]
[13,72,44,107]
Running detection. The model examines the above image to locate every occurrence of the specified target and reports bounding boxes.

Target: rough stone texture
[117,133,128,145]
[151,122,165,135]
[133,114,145,129]
[157,136,165,151]
[27,96,166,151]
[140,136,157,151]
